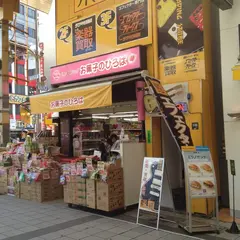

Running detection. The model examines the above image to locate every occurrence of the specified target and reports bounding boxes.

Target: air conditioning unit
[212,0,233,10]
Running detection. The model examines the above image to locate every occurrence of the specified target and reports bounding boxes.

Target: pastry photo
[188,164,200,172]
[201,164,213,173]
[190,180,201,190]
[203,180,214,189]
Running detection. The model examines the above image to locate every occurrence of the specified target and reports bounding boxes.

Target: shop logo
[52,70,61,81]
[57,25,71,43]
[97,9,115,30]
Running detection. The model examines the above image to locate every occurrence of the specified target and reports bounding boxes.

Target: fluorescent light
[123,118,139,122]
[109,114,137,118]
[92,116,109,119]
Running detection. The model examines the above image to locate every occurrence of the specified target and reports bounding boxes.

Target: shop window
[15,85,25,95]
[19,4,25,15]
[28,28,36,38]
[16,23,24,35]
[28,8,36,19]
[9,84,12,94]
[28,87,36,96]
[9,104,12,115]
[17,64,25,75]
[15,105,20,115]
[28,68,37,77]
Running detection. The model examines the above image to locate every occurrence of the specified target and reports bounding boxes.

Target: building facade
[220,0,240,217]
[8,3,38,131]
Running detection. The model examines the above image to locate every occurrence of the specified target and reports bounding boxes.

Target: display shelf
[82,148,96,152]
[82,139,101,142]
[110,129,141,131]
[74,130,102,134]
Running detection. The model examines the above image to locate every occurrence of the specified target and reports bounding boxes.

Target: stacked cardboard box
[86,179,96,209]
[0,172,7,195]
[64,176,86,206]
[97,168,124,212]
[20,179,63,202]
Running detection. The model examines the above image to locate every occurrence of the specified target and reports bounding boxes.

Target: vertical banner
[157,0,205,82]
[138,157,164,213]
[143,73,194,148]
[182,146,217,198]
[72,16,96,56]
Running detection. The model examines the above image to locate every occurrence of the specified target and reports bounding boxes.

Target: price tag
[94,150,101,158]
[230,159,236,176]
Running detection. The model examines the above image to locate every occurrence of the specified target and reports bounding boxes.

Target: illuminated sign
[9,94,28,104]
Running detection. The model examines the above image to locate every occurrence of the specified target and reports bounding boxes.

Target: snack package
[60,175,66,185]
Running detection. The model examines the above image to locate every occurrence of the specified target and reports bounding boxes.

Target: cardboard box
[106,168,123,183]
[97,194,124,212]
[97,181,124,198]
[86,192,96,209]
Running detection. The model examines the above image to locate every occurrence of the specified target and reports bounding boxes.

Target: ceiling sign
[20,0,53,14]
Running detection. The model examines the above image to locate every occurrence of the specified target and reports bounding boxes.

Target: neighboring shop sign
[157,0,205,82]
[51,46,145,85]
[74,0,106,12]
[182,146,217,198]
[56,0,151,65]
[9,94,28,104]
[116,0,148,45]
[139,157,164,213]
[40,57,44,77]
[143,73,193,147]
[72,16,96,56]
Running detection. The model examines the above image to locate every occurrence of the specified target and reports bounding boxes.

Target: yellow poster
[56,0,152,65]
[30,83,112,114]
[159,52,205,84]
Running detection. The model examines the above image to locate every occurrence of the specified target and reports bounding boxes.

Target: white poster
[139,157,164,213]
[182,147,217,198]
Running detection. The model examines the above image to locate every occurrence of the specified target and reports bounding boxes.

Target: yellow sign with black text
[56,0,152,65]
[159,52,205,84]
[9,94,28,105]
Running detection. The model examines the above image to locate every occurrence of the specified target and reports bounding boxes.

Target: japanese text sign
[51,46,143,85]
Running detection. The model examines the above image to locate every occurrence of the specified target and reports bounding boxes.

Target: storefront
[29,0,226,216]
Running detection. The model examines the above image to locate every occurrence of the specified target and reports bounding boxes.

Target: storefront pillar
[145,0,162,158]
[0,1,18,145]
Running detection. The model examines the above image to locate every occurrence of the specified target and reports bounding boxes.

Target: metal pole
[233,175,235,222]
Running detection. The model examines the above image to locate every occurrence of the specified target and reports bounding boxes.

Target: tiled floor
[0,196,238,240]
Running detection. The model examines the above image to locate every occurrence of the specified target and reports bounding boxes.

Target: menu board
[72,16,96,56]
[116,0,148,45]
[182,147,217,198]
[139,157,164,213]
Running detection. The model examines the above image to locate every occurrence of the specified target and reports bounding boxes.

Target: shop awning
[29,82,112,114]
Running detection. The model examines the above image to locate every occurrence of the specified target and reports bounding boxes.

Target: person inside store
[110,133,120,151]
[20,129,28,142]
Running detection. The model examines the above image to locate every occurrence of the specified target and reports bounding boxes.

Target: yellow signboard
[30,83,112,114]
[74,0,106,12]
[9,94,28,104]
[159,52,205,84]
[56,0,152,65]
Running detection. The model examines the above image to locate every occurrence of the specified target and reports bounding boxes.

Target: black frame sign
[116,0,148,45]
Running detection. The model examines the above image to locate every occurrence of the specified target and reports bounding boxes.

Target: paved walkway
[0,196,235,240]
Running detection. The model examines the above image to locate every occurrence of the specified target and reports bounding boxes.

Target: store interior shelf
[110,129,141,131]
[74,130,102,134]
[82,148,96,152]
[82,139,101,142]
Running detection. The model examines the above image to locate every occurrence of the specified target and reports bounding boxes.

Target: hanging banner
[139,157,164,213]
[157,0,205,82]
[143,73,193,147]
[182,146,217,198]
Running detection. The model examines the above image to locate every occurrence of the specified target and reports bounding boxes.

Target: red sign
[40,57,44,77]
[39,42,44,51]
[50,46,144,85]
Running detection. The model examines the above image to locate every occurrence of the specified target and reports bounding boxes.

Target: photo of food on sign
[116,0,148,45]
[72,16,96,56]
[157,0,204,59]
[190,177,216,197]
[187,162,214,177]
